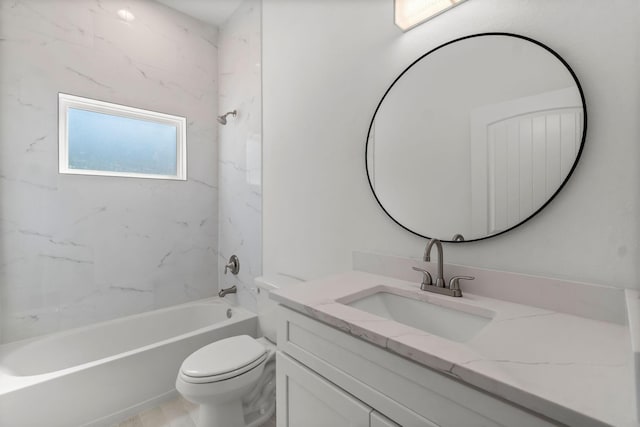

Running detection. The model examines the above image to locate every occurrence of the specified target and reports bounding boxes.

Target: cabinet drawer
[278,306,559,427]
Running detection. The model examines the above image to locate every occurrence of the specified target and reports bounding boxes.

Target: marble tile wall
[217,0,262,313]
[0,0,219,343]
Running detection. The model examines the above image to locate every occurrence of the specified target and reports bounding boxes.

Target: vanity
[268,32,637,427]
[271,254,638,427]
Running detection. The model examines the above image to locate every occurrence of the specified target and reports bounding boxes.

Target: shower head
[217,110,237,125]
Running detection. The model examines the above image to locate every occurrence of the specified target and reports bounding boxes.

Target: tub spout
[218,285,237,297]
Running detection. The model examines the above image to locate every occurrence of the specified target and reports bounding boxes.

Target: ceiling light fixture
[117,8,135,22]
[395,0,468,31]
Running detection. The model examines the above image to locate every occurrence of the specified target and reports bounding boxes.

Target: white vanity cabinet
[277,352,414,427]
[276,305,560,427]
[277,352,370,427]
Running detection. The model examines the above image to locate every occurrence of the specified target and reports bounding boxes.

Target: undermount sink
[345,291,493,342]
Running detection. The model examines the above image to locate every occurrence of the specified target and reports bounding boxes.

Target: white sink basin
[346,291,493,342]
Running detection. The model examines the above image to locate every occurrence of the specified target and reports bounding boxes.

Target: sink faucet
[413,238,474,297]
[423,238,445,287]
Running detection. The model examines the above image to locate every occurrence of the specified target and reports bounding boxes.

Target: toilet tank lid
[255,274,303,291]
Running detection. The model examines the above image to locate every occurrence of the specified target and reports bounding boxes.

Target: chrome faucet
[218,285,237,297]
[423,238,445,287]
[412,238,474,297]
[219,255,240,297]
[224,255,240,275]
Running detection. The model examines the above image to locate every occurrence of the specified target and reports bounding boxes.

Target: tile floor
[113,396,276,427]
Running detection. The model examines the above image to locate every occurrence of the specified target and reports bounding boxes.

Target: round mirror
[366,33,586,242]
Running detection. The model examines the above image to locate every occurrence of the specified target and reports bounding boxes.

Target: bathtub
[0,298,257,427]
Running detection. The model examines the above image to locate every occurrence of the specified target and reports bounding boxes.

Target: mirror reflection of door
[470,87,583,236]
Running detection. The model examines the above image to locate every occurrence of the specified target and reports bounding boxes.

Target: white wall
[0,0,219,342]
[263,0,640,289]
[218,0,263,312]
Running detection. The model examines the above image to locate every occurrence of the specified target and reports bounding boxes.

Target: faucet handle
[448,276,474,295]
[412,267,433,290]
[224,255,240,275]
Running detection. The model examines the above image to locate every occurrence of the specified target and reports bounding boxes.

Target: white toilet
[176,275,301,427]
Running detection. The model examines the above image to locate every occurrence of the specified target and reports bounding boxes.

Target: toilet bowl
[176,335,273,427]
[176,275,301,427]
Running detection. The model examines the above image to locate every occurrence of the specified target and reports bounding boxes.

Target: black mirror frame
[365,32,587,243]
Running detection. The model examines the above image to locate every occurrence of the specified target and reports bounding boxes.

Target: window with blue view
[68,108,177,175]
[59,94,187,180]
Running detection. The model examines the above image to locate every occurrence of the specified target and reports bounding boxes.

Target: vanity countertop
[271,270,637,427]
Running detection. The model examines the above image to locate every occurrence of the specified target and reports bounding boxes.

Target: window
[58,93,187,180]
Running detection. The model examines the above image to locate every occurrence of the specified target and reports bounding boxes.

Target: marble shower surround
[0,0,219,343]
[217,0,262,313]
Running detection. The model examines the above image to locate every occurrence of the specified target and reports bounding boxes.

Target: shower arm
[217,110,237,125]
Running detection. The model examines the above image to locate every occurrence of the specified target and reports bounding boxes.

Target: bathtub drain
[226,308,233,319]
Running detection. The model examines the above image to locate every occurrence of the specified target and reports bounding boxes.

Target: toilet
[176,275,301,427]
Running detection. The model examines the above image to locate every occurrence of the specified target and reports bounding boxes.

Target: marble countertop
[271,271,637,427]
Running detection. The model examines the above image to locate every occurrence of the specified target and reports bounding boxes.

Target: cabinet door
[277,352,371,427]
[370,411,401,427]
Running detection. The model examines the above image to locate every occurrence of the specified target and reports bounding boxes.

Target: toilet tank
[256,275,302,343]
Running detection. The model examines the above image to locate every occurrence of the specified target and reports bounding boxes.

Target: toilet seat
[180,335,267,384]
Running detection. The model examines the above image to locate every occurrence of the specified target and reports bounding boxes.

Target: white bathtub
[0,298,257,427]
